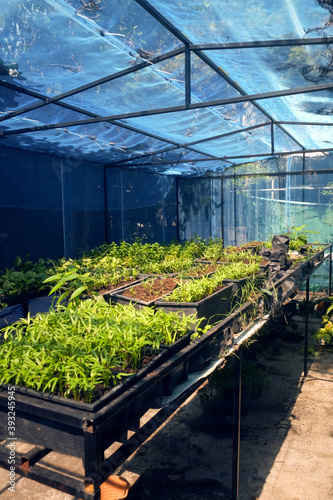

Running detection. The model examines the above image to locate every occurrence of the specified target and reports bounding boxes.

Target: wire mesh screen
[106,168,177,244]
[0,146,106,270]
[0,147,63,269]
[222,155,333,247]
[178,176,222,242]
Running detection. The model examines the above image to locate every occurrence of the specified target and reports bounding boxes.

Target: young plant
[0,300,202,402]
[0,256,54,299]
[285,225,319,251]
[313,300,333,348]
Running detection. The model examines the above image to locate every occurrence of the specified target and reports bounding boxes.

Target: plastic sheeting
[1,0,333,174]
[222,153,333,246]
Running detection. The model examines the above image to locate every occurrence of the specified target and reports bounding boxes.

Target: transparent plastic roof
[1,0,333,175]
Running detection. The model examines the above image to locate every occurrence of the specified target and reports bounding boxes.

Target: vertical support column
[83,421,104,491]
[303,277,310,377]
[176,176,180,241]
[210,175,213,238]
[302,152,305,207]
[221,175,224,246]
[61,158,74,259]
[103,166,108,244]
[185,45,191,108]
[232,351,242,500]
[161,175,165,242]
[270,121,274,155]
[233,170,237,246]
[120,169,125,241]
[329,244,332,296]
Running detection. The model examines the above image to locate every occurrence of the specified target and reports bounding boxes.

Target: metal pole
[176,176,180,242]
[329,244,332,296]
[304,278,310,377]
[233,171,237,245]
[103,165,109,244]
[185,45,191,108]
[221,176,224,246]
[120,169,125,241]
[232,352,242,500]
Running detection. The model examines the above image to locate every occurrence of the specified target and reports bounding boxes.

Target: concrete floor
[0,313,332,500]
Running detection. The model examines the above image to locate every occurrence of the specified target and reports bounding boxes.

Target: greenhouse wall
[1,143,333,271]
[0,146,105,270]
[178,176,222,241]
[0,148,178,270]
[221,155,333,247]
[105,168,177,244]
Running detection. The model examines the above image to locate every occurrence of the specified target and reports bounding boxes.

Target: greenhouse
[0,0,333,499]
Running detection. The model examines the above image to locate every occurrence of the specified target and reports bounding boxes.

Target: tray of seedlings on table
[155,261,264,329]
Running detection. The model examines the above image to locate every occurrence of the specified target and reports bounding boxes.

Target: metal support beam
[133,0,305,150]
[134,0,192,45]
[233,171,237,245]
[185,45,191,108]
[276,121,333,126]
[303,278,310,377]
[0,47,185,124]
[329,246,332,296]
[189,37,333,51]
[103,166,109,244]
[2,81,333,138]
[106,122,269,167]
[0,79,209,157]
[232,352,242,500]
[221,176,224,245]
[271,122,275,155]
[104,152,333,170]
[222,167,333,179]
[176,176,180,241]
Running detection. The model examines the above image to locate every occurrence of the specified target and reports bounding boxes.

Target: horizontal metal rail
[1,82,333,138]
[190,37,333,50]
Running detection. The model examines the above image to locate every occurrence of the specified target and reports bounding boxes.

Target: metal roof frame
[2,82,333,137]
[1,0,333,170]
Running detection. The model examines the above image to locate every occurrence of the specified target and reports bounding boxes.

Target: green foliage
[0,256,54,299]
[0,301,200,402]
[313,300,333,348]
[284,225,319,250]
[165,262,260,303]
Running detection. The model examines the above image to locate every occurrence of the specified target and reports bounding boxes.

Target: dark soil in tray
[183,264,219,277]
[96,277,140,294]
[121,277,179,302]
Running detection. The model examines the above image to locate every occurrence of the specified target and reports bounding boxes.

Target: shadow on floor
[123,313,323,500]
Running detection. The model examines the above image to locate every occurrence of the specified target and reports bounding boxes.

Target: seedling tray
[155,282,238,329]
[99,277,144,302]
[111,276,179,309]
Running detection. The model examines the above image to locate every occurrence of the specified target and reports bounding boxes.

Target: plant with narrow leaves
[0,300,201,401]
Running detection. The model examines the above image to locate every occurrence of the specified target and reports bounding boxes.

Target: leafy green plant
[43,262,90,305]
[0,256,54,299]
[164,275,220,303]
[44,256,139,305]
[0,300,201,402]
[313,300,333,348]
[213,262,260,281]
[165,262,261,303]
[284,225,319,251]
